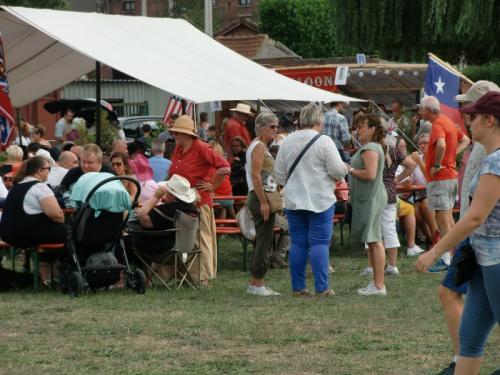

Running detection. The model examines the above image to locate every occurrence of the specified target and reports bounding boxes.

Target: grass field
[1,235,499,375]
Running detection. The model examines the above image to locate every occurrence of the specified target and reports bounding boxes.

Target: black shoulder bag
[452,242,477,287]
[286,134,322,184]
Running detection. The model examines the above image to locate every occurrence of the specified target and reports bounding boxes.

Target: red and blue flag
[424,56,465,133]
[0,30,15,149]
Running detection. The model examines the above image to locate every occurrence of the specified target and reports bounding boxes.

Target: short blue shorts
[441,238,470,294]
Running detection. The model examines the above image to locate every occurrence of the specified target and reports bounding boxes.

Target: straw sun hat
[169,115,198,137]
[229,103,254,116]
[159,174,196,203]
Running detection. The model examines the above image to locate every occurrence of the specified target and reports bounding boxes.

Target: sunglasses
[112,162,123,167]
[41,167,51,171]
[468,113,489,122]
[268,125,278,130]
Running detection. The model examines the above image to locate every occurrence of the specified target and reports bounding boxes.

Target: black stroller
[62,175,146,296]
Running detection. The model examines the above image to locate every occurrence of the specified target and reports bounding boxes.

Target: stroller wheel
[127,269,146,294]
[68,271,84,297]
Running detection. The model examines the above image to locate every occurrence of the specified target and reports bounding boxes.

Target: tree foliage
[260,0,499,63]
[0,0,66,8]
[332,0,500,64]
[260,0,335,58]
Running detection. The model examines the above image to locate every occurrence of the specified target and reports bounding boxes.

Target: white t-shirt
[21,177,55,214]
[55,118,71,138]
[0,178,8,199]
[47,166,69,187]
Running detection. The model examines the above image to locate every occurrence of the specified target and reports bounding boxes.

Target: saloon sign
[275,67,337,92]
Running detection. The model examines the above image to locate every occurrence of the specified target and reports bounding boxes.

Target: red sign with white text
[276,67,337,92]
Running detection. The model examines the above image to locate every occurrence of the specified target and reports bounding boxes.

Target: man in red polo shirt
[222,103,253,155]
[420,96,470,271]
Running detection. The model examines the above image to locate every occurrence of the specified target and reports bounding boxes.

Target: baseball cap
[455,80,500,103]
[459,91,500,119]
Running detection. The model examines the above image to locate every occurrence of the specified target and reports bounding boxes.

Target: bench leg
[241,237,248,272]
[340,221,344,246]
[31,249,40,292]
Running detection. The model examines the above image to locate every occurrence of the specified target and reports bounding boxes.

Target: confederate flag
[0,30,15,149]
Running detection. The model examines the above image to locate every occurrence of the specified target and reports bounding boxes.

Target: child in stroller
[61,172,146,296]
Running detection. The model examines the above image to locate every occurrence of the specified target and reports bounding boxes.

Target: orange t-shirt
[425,114,464,181]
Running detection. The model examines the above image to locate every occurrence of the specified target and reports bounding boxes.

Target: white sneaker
[385,265,400,276]
[407,245,425,256]
[246,285,281,296]
[357,281,374,293]
[359,267,373,276]
[358,283,387,296]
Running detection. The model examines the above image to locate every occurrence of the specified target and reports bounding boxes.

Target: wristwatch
[349,167,354,173]
[434,164,441,169]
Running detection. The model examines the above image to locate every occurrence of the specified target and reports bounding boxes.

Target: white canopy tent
[0,6,363,108]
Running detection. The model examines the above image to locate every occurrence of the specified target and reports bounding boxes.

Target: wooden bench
[215,218,282,272]
[1,242,66,291]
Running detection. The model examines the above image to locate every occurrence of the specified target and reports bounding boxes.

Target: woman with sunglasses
[110,151,138,202]
[416,91,500,375]
[168,115,230,287]
[0,156,66,284]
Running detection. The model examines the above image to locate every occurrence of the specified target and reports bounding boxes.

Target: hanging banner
[334,66,349,86]
[275,67,337,92]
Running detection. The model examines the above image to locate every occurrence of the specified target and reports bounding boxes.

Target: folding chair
[128,210,200,290]
[171,210,201,289]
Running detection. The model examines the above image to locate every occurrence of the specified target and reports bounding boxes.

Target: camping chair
[171,210,201,289]
[128,210,200,290]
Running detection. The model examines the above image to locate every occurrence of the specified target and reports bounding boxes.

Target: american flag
[0,31,14,149]
[163,96,193,124]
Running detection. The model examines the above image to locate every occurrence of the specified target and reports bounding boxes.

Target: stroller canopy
[70,172,132,216]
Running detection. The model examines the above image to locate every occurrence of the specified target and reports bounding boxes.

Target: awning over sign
[0,6,364,107]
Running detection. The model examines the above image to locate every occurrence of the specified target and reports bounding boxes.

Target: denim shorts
[427,179,457,211]
[441,238,470,294]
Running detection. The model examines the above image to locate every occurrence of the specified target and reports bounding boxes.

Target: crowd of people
[0,81,499,374]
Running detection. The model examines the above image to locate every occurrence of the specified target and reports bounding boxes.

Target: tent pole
[16,108,22,148]
[95,61,101,147]
[181,99,186,115]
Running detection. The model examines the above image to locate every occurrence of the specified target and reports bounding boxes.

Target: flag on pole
[0,30,15,149]
[424,55,465,133]
[163,96,193,124]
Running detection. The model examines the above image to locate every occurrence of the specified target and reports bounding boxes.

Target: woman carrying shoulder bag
[274,103,348,297]
[245,112,281,296]
[416,92,500,375]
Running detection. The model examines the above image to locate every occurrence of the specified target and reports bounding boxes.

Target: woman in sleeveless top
[245,112,281,296]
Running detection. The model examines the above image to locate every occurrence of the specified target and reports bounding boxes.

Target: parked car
[118,116,166,142]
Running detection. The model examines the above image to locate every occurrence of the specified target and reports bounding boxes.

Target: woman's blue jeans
[285,204,334,293]
[459,263,500,357]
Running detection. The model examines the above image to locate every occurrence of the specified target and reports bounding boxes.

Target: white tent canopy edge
[0,6,363,108]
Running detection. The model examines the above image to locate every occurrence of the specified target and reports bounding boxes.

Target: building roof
[275,63,428,108]
[215,18,299,60]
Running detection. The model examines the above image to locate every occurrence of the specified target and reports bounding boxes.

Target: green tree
[332,0,500,64]
[260,0,335,58]
[0,0,66,8]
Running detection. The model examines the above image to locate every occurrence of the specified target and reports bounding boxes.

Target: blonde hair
[208,140,224,156]
[6,144,23,162]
